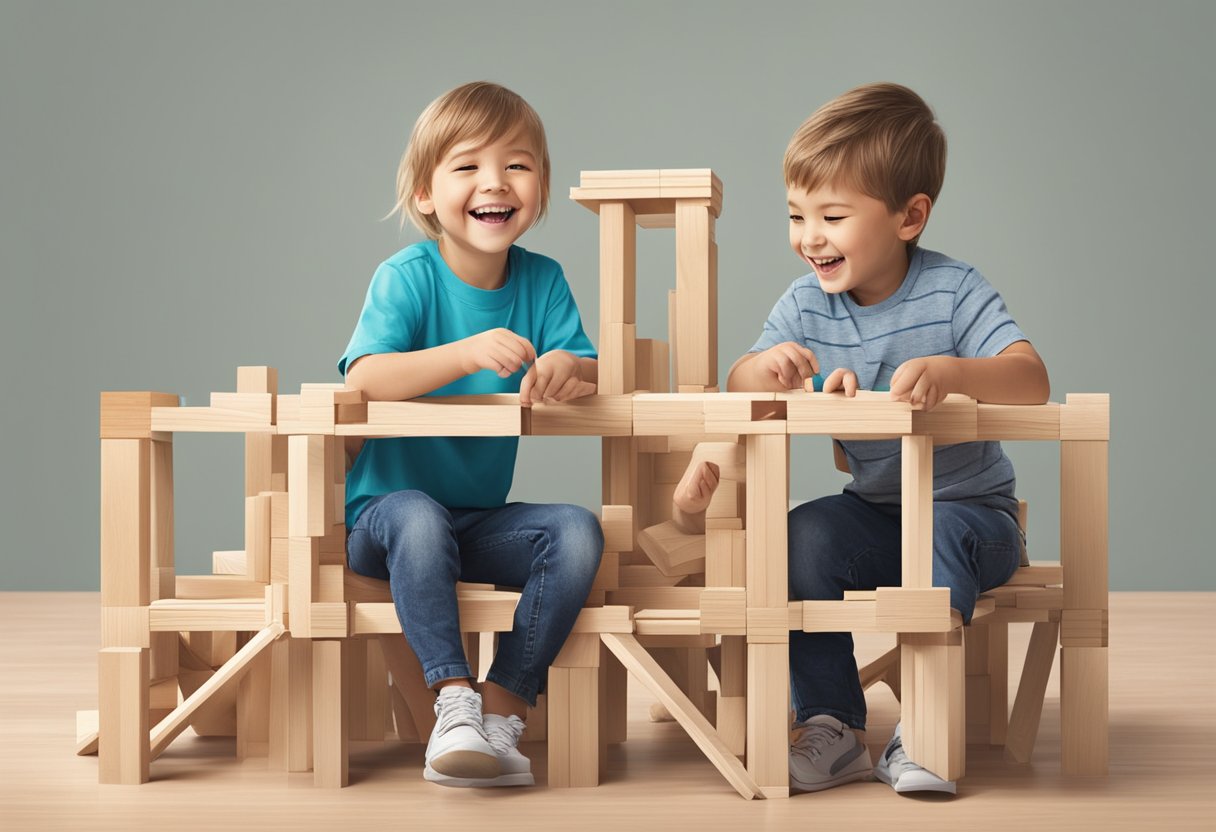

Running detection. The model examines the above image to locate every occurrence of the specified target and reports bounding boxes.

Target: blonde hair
[392,81,551,238]
[784,83,946,220]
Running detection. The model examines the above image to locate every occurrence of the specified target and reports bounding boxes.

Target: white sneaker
[474,713,534,787]
[788,714,873,793]
[874,723,957,795]
[423,687,501,787]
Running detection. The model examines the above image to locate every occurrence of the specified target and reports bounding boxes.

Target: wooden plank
[313,640,349,787]
[1061,646,1109,774]
[100,391,179,439]
[745,434,788,607]
[675,201,714,388]
[101,439,151,608]
[1062,441,1109,610]
[150,623,283,760]
[746,642,789,798]
[526,395,633,436]
[599,201,636,326]
[901,435,934,588]
[1005,620,1058,763]
[976,403,1061,440]
[783,391,912,436]
[1060,393,1110,441]
[601,633,759,799]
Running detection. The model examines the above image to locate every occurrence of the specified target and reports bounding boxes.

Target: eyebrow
[787,201,854,210]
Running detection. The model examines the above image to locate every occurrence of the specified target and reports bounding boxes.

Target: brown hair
[784,83,946,217]
[391,81,550,238]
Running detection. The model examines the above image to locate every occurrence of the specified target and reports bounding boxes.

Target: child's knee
[550,504,605,572]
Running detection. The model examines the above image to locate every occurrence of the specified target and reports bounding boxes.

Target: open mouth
[470,206,516,224]
[810,256,844,275]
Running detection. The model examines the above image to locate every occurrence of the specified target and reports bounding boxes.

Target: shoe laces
[792,720,845,761]
[433,688,487,737]
[485,714,526,755]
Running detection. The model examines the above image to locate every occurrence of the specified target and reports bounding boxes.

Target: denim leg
[931,502,1023,622]
[788,493,902,731]
[450,502,604,706]
[346,490,473,688]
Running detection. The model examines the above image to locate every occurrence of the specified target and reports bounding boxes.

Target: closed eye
[507,163,530,171]
[824,216,844,222]
[789,214,804,223]
[454,164,477,172]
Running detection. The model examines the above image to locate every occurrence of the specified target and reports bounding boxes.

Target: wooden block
[633,394,706,435]
[635,338,654,391]
[598,505,633,554]
[245,494,272,583]
[600,322,636,395]
[976,403,1061,440]
[875,587,952,631]
[570,605,634,634]
[236,647,271,759]
[289,435,331,537]
[101,391,180,440]
[150,440,174,577]
[599,201,636,325]
[700,588,746,634]
[691,441,746,482]
[668,289,679,390]
[101,606,150,648]
[267,637,312,771]
[901,435,934,588]
[101,439,151,607]
[311,602,350,638]
[637,520,706,576]
[705,528,746,588]
[148,600,267,632]
[1004,562,1063,586]
[901,635,965,782]
[288,537,319,637]
[568,667,600,787]
[347,400,521,437]
[653,450,695,483]
[589,551,619,593]
[379,635,436,741]
[746,642,788,796]
[553,633,601,668]
[911,394,977,444]
[237,366,278,395]
[746,607,789,643]
[313,640,349,787]
[1060,393,1110,440]
[526,395,633,436]
[98,647,149,784]
[745,434,788,607]
[266,490,289,537]
[703,394,786,435]
[1061,646,1108,774]
[1060,609,1109,647]
[212,550,245,575]
[271,538,289,584]
[986,621,1009,746]
[1061,441,1109,610]
[801,600,877,632]
[782,390,912,436]
[675,201,715,388]
[1005,620,1059,763]
[606,586,703,610]
[1016,587,1065,609]
[75,710,99,756]
[706,480,740,519]
[547,667,573,787]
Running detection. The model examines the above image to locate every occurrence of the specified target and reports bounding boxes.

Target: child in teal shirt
[339,82,603,789]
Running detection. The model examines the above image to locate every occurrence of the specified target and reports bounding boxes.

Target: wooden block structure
[89,170,1109,797]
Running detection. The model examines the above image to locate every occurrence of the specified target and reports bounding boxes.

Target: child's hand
[890,356,959,411]
[673,461,721,517]
[821,367,860,397]
[519,350,596,406]
[752,342,820,389]
[459,328,537,379]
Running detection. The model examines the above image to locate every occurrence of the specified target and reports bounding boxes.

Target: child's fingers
[518,364,538,406]
[843,371,858,397]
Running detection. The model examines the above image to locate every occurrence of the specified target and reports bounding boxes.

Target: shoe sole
[876,761,956,795]
[424,766,534,788]
[426,749,500,780]
[790,767,873,793]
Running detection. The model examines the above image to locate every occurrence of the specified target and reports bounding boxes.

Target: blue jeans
[788,492,1022,731]
[346,491,604,706]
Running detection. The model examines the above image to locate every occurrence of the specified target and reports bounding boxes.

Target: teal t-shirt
[338,240,596,527]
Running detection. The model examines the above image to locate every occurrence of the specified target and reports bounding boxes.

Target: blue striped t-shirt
[749,247,1026,514]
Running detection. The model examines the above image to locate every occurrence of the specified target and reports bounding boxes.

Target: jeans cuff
[423,662,474,689]
[796,706,866,732]
[484,668,540,708]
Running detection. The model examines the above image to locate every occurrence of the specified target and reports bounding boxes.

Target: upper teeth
[474,206,512,214]
[812,257,840,264]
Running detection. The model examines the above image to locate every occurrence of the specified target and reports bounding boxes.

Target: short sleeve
[952,269,1028,358]
[748,281,805,353]
[338,261,424,376]
[537,267,596,358]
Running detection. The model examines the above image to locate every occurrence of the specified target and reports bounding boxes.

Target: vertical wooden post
[674,202,716,389]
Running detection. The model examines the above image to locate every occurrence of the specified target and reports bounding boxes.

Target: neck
[849,248,910,306]
[437,237,509,290]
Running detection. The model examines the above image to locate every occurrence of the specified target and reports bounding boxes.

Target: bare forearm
[346,344,468,402]
[950,345,1050,404]
[578,356,599,385]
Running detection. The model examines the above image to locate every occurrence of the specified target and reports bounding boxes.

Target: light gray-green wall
[3,1,1212,590]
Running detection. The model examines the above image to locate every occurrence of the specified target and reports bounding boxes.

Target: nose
[478,169,507,193]
[801,224,824,253]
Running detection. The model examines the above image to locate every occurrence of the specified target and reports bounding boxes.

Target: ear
[415,189,435,216]
[897,193,932,242]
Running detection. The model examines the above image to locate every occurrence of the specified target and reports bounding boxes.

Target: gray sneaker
[789,714,873,793]
[423,686,501,787]
[874,723,957,795]
[471,713,534,787]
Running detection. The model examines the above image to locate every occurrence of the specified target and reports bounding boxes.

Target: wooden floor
[2,593,1213,831]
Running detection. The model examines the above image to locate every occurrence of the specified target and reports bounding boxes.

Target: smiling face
[787,183,929,307]
[415,129,542,288]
